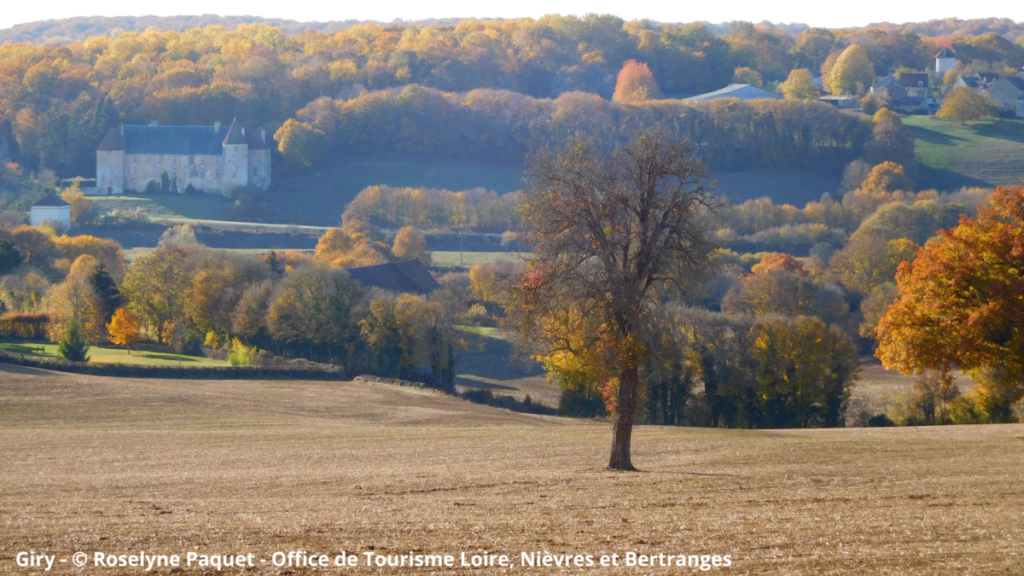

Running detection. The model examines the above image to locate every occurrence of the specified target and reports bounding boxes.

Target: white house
[30,194,71,230]
[935,48,957,74]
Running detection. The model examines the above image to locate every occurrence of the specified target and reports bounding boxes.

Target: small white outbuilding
[30,194,71,230]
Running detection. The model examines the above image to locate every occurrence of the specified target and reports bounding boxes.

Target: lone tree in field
[508,131,719,470]
[936,88,991,125]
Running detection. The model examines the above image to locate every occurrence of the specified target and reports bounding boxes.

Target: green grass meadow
[0,339,227,367]
[905,116,1024,190]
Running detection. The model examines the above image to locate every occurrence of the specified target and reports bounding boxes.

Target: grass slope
[906,116,1024,190]
[1,366,1021,574]
[0,339,227,366]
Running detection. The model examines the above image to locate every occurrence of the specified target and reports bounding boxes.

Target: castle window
[131,168,137,176]
[215,169,221,179]
[200,168,206,178]
[200,157,206,165]
[132,156,139,164]
[231,156,237,166]
[171,157,177,165]
[215,156,221,165]
[189,168,196,178]
[172,169,177,178]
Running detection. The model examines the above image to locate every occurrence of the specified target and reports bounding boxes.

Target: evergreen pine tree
[58,320,90,363]
[87,263,122,323]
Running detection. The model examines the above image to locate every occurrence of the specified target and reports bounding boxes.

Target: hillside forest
[0,16,1023,431]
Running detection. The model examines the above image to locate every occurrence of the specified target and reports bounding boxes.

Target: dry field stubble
[1,364,1023,575]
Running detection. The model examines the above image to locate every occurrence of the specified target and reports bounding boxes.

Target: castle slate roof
[96,121,270,154]
[936,48,957,59]
[346,260,440,295]
[32,193,70,208]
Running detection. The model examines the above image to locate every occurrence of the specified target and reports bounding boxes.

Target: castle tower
[95,126,126,195]
[221,118,250,194]
[936,48,957,75]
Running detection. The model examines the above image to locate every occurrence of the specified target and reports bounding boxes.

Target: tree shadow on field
[907,125,967,146]
[972,120,1024,144]
[915,164,992,191]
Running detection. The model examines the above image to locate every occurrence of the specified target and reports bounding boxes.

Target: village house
[95,119,271,196]
[898,73,930,98]
[30,194,71,230]
[987,76,1024,117]
[870,77,908,101]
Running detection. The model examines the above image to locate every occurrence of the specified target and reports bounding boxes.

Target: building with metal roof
[684,84,783,102]
[96,119,271,196]
[346,260,441,295]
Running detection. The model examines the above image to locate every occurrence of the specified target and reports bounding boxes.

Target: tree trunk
[609,366,639,471]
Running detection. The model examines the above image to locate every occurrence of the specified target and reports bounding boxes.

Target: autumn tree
[107,307,141,355]
[120,244,193,340]
[824,45,874,95]
[876,185,1024,418]
[612,60,662,103]
[936,87,991,124]
[732,66,763,87]
[780,69,819,100]
[861,161,914,194]
[392,226,431,265]
[507,131,719,470]
[275,119,329,173]
[60,180,93,224]
[45,256,105,343]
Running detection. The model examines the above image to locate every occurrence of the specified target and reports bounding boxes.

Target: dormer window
[171,157,177,165]
[918,81,923,87]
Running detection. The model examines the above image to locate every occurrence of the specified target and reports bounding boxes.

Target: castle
[96,119,271,196]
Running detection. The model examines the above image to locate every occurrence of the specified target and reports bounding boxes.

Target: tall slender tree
[507,131,720,470]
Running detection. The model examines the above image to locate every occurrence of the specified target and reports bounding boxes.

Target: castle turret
[221,118,249,193]
[936,48,957,74]
[96,126,126,195]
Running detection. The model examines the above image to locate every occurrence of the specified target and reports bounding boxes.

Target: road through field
[0,365,1022,574]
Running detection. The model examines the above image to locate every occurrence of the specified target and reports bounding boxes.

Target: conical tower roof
[222,118,246,145]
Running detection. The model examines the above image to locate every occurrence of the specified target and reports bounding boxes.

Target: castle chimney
[214,121,221,131]
[149,120,158,126]
[260,129,266,142]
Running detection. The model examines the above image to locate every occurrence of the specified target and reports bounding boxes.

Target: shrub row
[0,349,346,380]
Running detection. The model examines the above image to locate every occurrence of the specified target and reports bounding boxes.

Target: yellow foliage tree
[781,69,819,100]
[823,45,874,95]
[107,307,141,354]
[392,226,431,265]
[936,87,991,125]
[60,180,93,224]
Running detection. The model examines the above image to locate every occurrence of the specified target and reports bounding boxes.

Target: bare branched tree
[506,130,721,470]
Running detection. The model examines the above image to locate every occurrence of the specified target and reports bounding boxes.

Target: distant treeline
[283,87,911,172]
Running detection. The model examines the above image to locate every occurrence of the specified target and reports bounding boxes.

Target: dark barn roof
[32,193,70,207]
[346,260,440,295]
[96,120,269,155]
[898,73,929,88]
[936,48,957,59]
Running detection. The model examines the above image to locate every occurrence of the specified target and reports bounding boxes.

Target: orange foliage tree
[876,185,1024,417]
[612,59,663,103]
[107,308,141,355]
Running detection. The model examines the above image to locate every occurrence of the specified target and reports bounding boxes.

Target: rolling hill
[906,116,1024,191]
